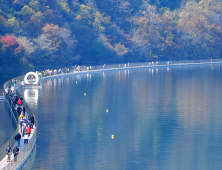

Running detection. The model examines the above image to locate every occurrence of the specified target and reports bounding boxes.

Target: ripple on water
[19,64,222,170]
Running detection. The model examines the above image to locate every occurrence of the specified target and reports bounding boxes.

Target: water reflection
[23,89,39,107]
[21,64,222,170]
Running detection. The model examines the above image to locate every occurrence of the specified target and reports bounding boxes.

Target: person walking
[30,115,34,125]
[24,133,29,145]
[17,98,22,106]
[13,146,19,162]
[14,133,21,147]
[6,146,12,162]
[28,119,33,129]
[23,106,26,115]
[26,125,31,137]
[19,113,23,119]
[19,118,24,133]
[22,122,26,136]
[17,106,22,116]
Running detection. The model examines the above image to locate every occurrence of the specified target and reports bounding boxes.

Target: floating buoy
[84,93,86,96]
[106,109,108,113]
[111,135,114,139]
[76,81,78,84]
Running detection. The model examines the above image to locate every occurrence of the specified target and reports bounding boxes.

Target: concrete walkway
[0,118,36,169]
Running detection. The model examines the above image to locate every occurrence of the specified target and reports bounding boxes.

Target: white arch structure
[24,72,39,85]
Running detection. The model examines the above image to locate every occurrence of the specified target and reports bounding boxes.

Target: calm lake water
[0,102,16,147]
[10,64,222,169]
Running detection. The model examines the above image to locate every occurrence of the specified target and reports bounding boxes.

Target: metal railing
[0,126,19,162]
[1,76,37,170]
[3,76,24,92]
[39,58,222,78]
[1,131,37,170]
[0,89,4,97]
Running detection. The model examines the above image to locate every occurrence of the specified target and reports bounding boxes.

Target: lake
[5,63,222,169]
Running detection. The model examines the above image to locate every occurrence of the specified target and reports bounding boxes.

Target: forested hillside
[0,0,222,67]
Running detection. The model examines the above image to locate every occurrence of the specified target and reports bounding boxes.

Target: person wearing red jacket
[26,125,31,136]
[17,98,22,106]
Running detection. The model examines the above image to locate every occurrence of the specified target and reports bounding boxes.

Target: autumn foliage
[0,0,222,67]
[0,36,18,47]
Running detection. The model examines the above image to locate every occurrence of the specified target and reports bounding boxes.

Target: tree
[0,36,18,49]
[5,17,22,33]
[14,0,31,6]
[34,33,57,56]
[0,35,24,65]
[113,42,128,56]
[17,36,36,55]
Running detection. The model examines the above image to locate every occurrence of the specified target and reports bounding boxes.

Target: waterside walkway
[0,81,37,170]
[0,126,36,169]
[38,59,222,84]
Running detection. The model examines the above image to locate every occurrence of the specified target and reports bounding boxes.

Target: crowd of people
[37,65,92,78]
[5,81,35,163]
[36,63,138,79]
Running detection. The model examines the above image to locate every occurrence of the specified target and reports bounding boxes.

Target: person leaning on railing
[29,115,35,127]
[28,119,33,129]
